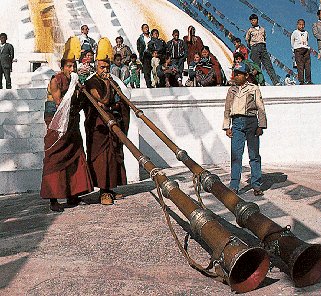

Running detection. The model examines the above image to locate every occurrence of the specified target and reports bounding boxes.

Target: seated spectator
[77,50,95,84]
[156,53,181,87]
[166,29,187,85]
[233,37,249,60]
[151,50,160,87]
[183,25,204,65]
[110,53,130,84]
[112,36,132,65]
[147,29,167,60]
[185,52,201,87]
[233,52,265,86]
[128,53,142,88]
[195,54,216,87]
[201,46,226,86]
[284,74,296,85]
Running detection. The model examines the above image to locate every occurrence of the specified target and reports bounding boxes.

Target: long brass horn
[81,86,270,293]
[107,78,321,288]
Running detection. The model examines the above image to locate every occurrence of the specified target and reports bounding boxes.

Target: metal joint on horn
[160,180,179,198]
[135,109,144,118]
[200,170,220,192]
[235,201,260,228]
[107,119,117,129]
[189,208,216,237]
[149,167,163,180]
[262,225,294,256]
[175,148,189,162]
[138,155,150,168]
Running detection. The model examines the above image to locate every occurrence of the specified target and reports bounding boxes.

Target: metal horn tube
[200,170,321,287]
[81,87,270,293]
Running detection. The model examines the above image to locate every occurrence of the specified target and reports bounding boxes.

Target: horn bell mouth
[229,247,270,293]
[292,244,321,287]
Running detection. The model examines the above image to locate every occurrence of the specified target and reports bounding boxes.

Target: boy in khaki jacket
[223,62,267,196]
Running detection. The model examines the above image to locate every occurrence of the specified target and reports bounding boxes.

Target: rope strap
[154,176,225,281]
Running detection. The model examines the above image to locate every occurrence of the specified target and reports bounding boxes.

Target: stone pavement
[0,164,320,296]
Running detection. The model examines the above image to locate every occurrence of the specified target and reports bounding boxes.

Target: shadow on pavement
[0,193,59,289]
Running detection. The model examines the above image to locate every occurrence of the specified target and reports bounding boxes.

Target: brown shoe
[100,192,114,205]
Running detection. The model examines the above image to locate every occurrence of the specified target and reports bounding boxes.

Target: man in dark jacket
[0,33,14,89]
[147,29,167,60]
[166,29,187,85]
[136,24,152,88]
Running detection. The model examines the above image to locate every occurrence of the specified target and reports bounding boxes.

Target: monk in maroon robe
[83,58,129,205]
[183,26,204,65]
[40,59,93,212]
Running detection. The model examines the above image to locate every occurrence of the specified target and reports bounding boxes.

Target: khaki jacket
[223,82,267,130]
[245,26,266,47]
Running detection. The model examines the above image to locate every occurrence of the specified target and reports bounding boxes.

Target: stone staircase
[0,88,46,194]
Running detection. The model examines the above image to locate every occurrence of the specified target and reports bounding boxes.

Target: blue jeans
[230,116,262,190]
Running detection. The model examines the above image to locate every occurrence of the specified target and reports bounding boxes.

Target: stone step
[0,169,42,194]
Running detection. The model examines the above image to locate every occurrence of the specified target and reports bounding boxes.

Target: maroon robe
[183,35,204,65]
[84,74,129,190]
[40,73,93,199]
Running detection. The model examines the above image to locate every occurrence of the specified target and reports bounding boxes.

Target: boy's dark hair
[202,45,210,52]
[80,25,88,31]
[151,29,159,35]
[172,29,179,35]
[141,23,148,29]
[130,53,137,59]
[233,37,241,43]
[297,19,305,24]
[233,52,245,61]
[317,10,321,16]
[0,33,7,39]
[249,14,258,20]
[113,53,122,60]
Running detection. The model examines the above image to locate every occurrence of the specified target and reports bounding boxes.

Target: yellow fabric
[63,36,81,60]
[96,37,113,61]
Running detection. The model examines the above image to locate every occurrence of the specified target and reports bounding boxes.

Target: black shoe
[50,201,64,212]
[67,196,81,206]
[306,81,313,85]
